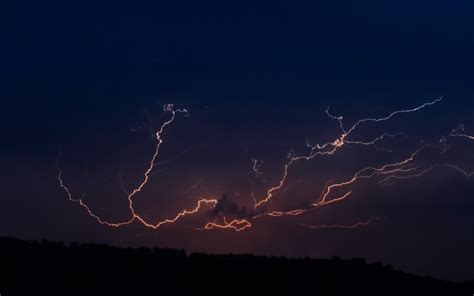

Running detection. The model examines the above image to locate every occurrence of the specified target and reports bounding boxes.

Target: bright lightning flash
[57,98,474,232]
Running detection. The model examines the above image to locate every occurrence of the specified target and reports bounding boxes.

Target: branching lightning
[197,216,252,232]
[57,97,473,233]
[252,98,442,209]
[58,104,219,229]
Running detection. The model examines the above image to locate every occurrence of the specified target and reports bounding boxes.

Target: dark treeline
[1,237,472,295]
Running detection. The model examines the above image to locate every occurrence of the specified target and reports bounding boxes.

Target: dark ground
[1,237,472,295]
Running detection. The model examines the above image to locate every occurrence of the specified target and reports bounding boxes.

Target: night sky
[1,0,474,281]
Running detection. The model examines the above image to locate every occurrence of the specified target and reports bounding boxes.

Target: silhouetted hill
[1,237,471,295]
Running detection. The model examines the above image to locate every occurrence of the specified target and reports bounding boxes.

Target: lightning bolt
[300,217,381,230]
[253,97,443,209]
[379,163,474,184]
[450,124,474,140]
[58,104,219,229]
[313,144,431,207]
[251,145,432,220]
[57,97,473,233]
[198,216,252,232]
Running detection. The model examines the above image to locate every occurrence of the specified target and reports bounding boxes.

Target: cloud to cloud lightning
[58,104,218,229]
[57,97,474,232]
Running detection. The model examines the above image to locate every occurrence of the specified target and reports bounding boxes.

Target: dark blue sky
[1,0,474,281]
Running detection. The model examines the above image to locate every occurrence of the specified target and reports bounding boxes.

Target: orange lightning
[57,97,473,234]
[378,163,474,184]
[313,145,431,207]
[195,215,252,232]
[58,104,219,230]
[134,198,218,229]
[251,142,448,223]
[253,98,443,209]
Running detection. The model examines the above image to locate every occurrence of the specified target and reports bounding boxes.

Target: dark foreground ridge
[1,237,472,296]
